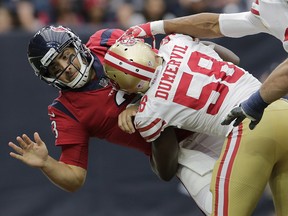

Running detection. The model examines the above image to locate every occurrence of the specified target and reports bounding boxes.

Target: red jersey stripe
[142,123,164,141]
[251,8,259,15]
[137,118,162,132]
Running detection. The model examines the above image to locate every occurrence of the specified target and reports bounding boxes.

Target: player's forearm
[260,58,288,103]
[150,127,179,181]
[164,13,223,38]
[150,148,178,182]
[40,156,86,192]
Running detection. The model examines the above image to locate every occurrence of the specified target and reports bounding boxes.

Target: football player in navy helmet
[9,26,156,193]
[28,25,94,89]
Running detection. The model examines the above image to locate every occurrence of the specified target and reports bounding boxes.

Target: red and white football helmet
[103,38,161,93]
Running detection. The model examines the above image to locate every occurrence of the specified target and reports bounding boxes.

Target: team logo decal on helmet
[119,37,139,46]
[50,26,67,32]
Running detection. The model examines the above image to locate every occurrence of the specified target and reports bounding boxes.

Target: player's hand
[221,91,268,130]
[118,105,138,134]
[120,20,165,40]
[121,23,153,39]
[220,105,258,129]
[9,132,49,168]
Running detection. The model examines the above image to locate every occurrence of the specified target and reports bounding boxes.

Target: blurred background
[0,0,287,215]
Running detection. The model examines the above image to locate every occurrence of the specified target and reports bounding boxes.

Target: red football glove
[122,23,152,39]
[120,21,165,40]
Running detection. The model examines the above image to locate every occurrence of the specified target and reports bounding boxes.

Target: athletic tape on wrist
[151,20,165,35]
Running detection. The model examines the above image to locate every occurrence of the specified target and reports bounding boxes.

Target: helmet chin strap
[64,49,94,89]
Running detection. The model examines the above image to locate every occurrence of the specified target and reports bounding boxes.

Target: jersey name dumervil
[135,34,261,142]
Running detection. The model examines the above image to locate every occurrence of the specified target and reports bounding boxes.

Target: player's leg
[268,101,288,216]
[177,148,216,215]
[269,159,288,216]
[210,121,275,216]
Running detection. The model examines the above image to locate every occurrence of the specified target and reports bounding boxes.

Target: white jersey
[135,34,261,142]
[219,0,288,52]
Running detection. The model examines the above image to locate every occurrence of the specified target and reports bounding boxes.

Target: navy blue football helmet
[27,25,94,89]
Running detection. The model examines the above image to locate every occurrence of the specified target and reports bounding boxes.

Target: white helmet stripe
[41,47,58,66]
[104,51,154,81]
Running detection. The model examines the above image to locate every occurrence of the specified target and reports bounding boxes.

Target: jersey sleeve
[134,95,168,142]
[135,117,166,143]
[135,99,191,143]
[86,28,124,61]
[219,12,270,37]
[59,143,88,169]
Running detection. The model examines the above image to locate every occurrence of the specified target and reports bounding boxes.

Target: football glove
[121,20,165,39]
[221,90,269,130]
